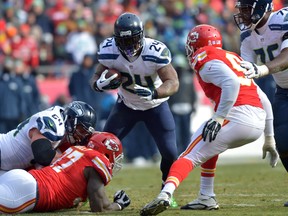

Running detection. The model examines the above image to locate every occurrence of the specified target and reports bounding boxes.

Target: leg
[273,90,288,207]
[180,155,219,210]
[144,102,179,207]
[273,91,288,172]
[141,118,264,215]
[0,169,37,214]
[103,100,136,139]
[144,102,178,183]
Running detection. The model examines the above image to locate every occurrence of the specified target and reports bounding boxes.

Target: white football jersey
[0,106,65,170]
[98,37,171,110]
[240,7,288,88]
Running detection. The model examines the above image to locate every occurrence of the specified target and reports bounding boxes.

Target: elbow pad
[31,138,56,166]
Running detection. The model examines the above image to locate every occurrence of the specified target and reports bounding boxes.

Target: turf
[22,159,287,216]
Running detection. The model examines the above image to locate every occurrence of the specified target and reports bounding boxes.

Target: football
[106,68,121,79]
[105,68,122,89]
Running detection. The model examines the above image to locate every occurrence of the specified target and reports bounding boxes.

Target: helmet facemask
[87,132,124,176]
[112,153,124,175]
[115,31,143,57]
[234,0,273,31]
[65,116,95,145]
[185,35,197,59]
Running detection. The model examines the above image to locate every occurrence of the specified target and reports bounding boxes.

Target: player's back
[0,106,65,170]
[30,146,112,212]
[191,46,262,110]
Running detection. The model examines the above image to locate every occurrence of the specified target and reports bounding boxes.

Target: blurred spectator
[52,94,70,107]
[221,19,240,54]
[122,122,159,165]
[94,0,123,43]
[0,57,26,133]
[10,24,39,72]
[52,23,69,64]
[122,0,140,14]
[38,34,54,65]
[13,58,41,118]
[0,20,12,63]
[28,0,54,35]
[46,0,71,28]
[65,19,97,65]
[68,54,106,130]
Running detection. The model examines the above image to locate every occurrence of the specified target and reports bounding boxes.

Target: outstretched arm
[156,63,179,98]
[85,167,130,212]
[241,48,288,78]
[257,86,279,168]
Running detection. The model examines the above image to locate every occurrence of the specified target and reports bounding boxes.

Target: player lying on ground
[0,132,130,214]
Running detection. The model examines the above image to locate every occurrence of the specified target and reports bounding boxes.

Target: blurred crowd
[0,0,286,164]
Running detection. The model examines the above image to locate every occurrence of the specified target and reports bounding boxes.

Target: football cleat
[284,201,288,207]
[181,194,219,210]
[140,192,171,216]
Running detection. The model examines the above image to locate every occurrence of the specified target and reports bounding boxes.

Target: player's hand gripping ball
[95,69,122,91]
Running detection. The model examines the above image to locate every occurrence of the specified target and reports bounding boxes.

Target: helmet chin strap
[67,134,76,145]
[253,3,273,30]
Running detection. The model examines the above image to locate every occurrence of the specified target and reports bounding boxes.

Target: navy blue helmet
[234,0,273,31]
[63,101,96,145]
[114,13,144,57]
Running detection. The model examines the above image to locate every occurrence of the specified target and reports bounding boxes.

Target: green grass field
[23,159,287,216]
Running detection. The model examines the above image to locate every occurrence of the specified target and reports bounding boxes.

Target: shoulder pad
[240,30,252,43]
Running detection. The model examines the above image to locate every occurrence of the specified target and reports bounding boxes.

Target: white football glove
[134,85,157,101]
[240,61,269,79]
[113,190,131,210]
[94,69,119,91]
[262,136,279,168]
[202,116,224,142]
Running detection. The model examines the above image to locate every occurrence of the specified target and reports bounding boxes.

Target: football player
[140,24,279,215]
[90,12,179,206]
[0,100,96,173]
[0,132,130,214]
[192,0,288,209]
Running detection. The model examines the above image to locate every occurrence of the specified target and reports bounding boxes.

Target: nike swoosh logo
[99,80,106,83]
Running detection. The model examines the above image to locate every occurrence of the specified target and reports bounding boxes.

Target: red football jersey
[190,46,263,111]
[29,146,113,212]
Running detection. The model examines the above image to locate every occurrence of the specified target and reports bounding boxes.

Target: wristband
[259,65,269,77]
[115,202,123,210]
[152,89,158,99]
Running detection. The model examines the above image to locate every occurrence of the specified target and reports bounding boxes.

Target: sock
[163,157,193,195]
[199,155,218,197]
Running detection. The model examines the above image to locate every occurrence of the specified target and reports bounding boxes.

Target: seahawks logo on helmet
[120,30,132,37]
[69,102,84,117]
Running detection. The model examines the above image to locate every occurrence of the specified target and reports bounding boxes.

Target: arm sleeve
[200,60,240,118]
[257,85,274,136]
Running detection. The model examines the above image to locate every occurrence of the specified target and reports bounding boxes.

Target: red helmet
[185,24,222,58]
[87,132,123,175]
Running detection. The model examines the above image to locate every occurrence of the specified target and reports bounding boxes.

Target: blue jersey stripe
[240,30,252,43]
[142,55,170,64]
[98,54,119,60]
[269,24,288,31]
